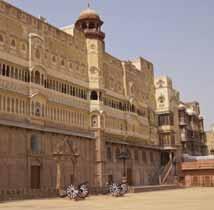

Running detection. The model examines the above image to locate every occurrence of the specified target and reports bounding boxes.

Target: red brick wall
[180,160,214,187]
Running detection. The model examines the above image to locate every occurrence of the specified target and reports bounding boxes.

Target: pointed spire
[87,0,91,8]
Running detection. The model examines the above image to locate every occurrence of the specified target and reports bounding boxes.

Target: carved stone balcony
[0,75,90,111]
[179,118,187,126]
[0,75,28,96]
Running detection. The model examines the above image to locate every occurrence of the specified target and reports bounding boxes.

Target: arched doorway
[34,71,40,84]
[31,165,41,189]
[90,91,98,100]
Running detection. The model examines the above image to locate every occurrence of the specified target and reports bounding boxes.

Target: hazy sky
[9,0,214,130]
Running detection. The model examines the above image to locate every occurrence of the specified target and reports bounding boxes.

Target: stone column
[95,130,106,189]
[56,159,64,193]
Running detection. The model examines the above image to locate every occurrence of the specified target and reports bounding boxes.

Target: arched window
[131,105,135,112]
[89,22,95,29]
[31,134,41,154]
[52,55,56,63]
[119,102,123,110]
[22,43,26,51]
[35,102,41,117]
[2,64,5,76]
[126,149,132,160]
[61,59,65,66]
[107,147,112,161]
[90,91,98,100]
[115,147,120,159]
[31,101,34,115]
[69,62,73,69]
[134,149,139,161]
[158,95,165,104]
[82,22,87,30]
[7,97,10,112]
[80,90,84,98]
[15,68,18,79]
[6,65,10,77]
[35,49,40,59]
[142,150,147,163]
[11,39,16,48]
[11,98,15,113]
[150,152,154,162]
[0,34,4,43]
[34,71,40,84]
[11,67,14,78]
[15,99,19,113]
[91,115,98,128]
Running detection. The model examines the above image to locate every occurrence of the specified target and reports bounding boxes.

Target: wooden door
[31,166,40,189]
[127,168,132,186]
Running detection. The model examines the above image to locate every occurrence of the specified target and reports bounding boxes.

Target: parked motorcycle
[109,182,128,197]
[66,182,89,201]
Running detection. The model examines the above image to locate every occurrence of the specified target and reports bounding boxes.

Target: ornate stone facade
[155,76,207,168]
[206,126,214,155]
[0,1,161,197]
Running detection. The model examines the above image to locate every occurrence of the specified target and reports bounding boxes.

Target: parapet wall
[180,160,214,187]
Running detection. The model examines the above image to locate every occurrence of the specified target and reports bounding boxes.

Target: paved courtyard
[1,188,214,210]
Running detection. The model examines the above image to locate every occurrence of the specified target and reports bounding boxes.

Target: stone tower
[75,8,106,188]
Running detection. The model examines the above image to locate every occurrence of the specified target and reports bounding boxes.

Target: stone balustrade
[0,76,28,96]
[0,75,90,111]
[36,85,90,111]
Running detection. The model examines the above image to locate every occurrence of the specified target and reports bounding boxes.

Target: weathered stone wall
[0,1,89,85]
[0,125,96,190]
[206,130,214,154]
[0,1,163,198]
[105,139,161,186]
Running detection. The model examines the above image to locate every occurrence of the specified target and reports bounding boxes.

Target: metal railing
[159,156,176,184]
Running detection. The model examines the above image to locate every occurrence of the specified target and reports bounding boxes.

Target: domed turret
[75,8,105,41]
[79,8,101,21]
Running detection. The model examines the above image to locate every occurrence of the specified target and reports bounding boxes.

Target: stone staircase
[159,157,177,185]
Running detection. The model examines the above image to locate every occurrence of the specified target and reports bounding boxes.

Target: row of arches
[0,62,88,100]
[0,63,29,82]
[0,33,27,53]
[45,77,87,100]
[0,61,148,118]
[103,97,136,113]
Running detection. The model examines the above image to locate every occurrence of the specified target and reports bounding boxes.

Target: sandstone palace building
[0,1,208,197]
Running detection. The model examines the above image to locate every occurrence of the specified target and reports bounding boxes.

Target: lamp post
[117,151,129,183]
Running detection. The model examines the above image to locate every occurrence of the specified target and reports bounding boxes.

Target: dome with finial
[78,8,101,21]
[75,6,105,41]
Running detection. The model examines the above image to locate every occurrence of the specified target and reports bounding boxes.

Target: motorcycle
[66,182,89,201]
[109,182,128,197]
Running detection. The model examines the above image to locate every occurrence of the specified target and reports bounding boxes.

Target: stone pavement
[0,188,214,210]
